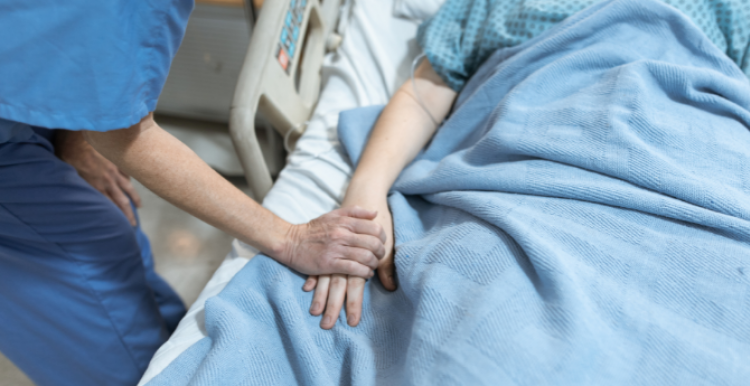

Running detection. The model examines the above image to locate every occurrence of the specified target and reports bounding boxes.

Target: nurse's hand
[278,206,387,278]
[56,130,142,226]
[303,274,366,329]
[299,201,396,329]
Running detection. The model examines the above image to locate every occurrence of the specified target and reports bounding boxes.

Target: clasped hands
[278,198,395,330]
[59,126,395,331]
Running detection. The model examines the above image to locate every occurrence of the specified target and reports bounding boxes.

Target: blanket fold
[148,0,750,384]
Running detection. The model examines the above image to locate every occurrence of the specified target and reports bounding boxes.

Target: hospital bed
[139,0,428,383]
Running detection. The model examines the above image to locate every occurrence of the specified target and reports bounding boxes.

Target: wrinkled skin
[304,199,395,329]
[280,206,387,278]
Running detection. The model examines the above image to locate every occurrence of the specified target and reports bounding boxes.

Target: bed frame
[230,0,344,200]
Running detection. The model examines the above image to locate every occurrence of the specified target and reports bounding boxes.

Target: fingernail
[348,314,357,325]
[323,316,332,325]
[310,302,319,313]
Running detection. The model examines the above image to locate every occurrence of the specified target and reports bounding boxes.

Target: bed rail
[230,0,342,200]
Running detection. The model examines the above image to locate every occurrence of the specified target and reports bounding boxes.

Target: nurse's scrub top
[0,0,193,141]
[418,0,750,92]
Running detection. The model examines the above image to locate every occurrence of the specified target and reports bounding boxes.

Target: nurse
[0,1,385,385]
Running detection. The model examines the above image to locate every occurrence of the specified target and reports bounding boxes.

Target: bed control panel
[276,0,307,73]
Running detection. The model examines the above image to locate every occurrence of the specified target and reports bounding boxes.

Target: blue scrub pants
[0,128,186,386]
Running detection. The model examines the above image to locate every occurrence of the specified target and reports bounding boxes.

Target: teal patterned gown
[418,0,750,91]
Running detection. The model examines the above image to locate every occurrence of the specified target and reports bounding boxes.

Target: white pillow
[393,0,447,21]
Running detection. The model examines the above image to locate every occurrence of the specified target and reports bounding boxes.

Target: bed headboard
[230,0,343,200]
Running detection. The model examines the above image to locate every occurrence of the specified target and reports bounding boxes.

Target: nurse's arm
[84,114,386,278]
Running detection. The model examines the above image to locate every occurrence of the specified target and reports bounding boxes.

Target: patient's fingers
[321,274,347,330]
[333,260,374,279]
[378,256,397,291]
[345,277,366,327]
[310,275,330,315]
[303,276,318,292]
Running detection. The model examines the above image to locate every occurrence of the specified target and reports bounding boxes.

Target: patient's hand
[303,274,366,329]
[374,204,396,290]
[343,199,396,290]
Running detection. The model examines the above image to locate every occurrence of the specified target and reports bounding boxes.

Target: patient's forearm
[346,61,457,199]
[84,114,291,257]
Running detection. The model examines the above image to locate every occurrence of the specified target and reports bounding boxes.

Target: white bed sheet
[139,1,420,383]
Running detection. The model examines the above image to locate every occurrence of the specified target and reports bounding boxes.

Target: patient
[304,0,750,329]
[146,0,750,382]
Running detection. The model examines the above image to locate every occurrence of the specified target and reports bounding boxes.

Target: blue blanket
[148,0,750,384]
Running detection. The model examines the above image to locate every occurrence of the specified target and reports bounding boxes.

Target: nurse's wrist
[255,217,294,265]
[54,130,87,158]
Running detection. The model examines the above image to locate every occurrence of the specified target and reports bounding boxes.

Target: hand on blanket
[301,201,396,329]
[279,206,387,278]
[303,274,366,329]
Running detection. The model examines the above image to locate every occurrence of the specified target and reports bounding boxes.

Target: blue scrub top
[0,0,193,134]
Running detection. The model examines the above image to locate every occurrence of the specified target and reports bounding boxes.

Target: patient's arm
[347,59,457,289]
[306,59,457,329]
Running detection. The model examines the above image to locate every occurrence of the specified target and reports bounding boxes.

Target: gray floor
[0,175,250,386]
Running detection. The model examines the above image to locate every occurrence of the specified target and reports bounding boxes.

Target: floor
[0,171,251,386]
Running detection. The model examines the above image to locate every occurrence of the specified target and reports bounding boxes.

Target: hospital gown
[0,1,192,385]
[418,0,750,91]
